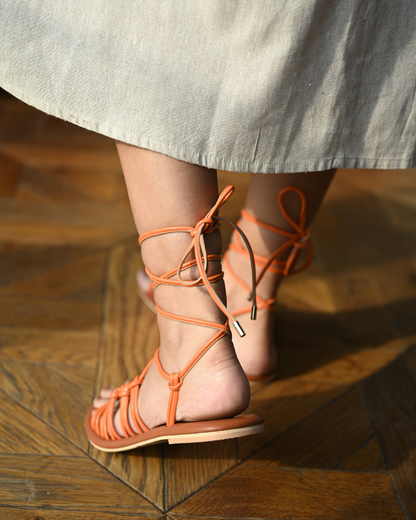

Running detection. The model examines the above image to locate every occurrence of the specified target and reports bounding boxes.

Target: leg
[94,144,250,433]
[224,169,335,377]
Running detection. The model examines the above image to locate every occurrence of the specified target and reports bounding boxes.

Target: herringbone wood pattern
[0,99,415,519]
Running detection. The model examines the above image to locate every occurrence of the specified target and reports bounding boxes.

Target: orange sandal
[224,186,313,381]
[85,186,264,451]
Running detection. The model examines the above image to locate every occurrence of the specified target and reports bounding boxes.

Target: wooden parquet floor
[0,98,415,519]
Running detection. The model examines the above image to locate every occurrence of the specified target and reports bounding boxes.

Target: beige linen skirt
[1,0,415,173]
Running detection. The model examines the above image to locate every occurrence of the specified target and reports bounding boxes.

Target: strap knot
[190,217,216,237]
[293,229,311,249]
[168,373,183,392]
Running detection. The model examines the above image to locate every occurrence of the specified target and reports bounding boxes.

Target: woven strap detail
[90,358,153,441]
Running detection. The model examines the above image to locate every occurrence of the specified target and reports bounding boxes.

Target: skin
[93,144,335,435]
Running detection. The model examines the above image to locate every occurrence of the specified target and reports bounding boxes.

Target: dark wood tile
[0,153,21,197]
[237,379,347,460]
[0,101,46,141]
[338,436,386,472]
[360,355,416,520]
[0,509,162,520]
[0,454,159,515]
[244,387,374,470]
[172,466,403,520]
[406,345,416,378]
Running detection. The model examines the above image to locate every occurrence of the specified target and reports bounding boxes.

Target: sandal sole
[89,423,264,452]
[85,408,265,452]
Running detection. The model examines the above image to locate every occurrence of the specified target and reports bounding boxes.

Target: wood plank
[237,378,347,460]
[338,436,386,472]
[14,166,129,206]
[0,153,21,197]
[312,181,409,350]
[0,361,91,450]
[0,243,102,287]
[165,441,238,510]
[172,466,403,520]
[278,254,337,313]
[360,355,416,520]
[0,198,136,245]
[0,391,81,456]
[0,295,101,330]
[0,102,46,142]
[319,172,416,349]
[406,345,416,377]
[43,169,128,205]
[0,248,107,301]
[278,343,400,384]
[48,363,96,395]
[0,454,159,516]
[1,139,121,172]
[244,387,374,470]
[0,509,161,519]
[0,327,98,367]
[90,242,164,508]
[15,166,106,204]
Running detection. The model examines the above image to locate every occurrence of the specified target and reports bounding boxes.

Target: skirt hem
[3,85,416,174]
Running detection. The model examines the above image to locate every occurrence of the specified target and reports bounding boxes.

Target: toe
[99,385,115,399]
[93,396,110,409]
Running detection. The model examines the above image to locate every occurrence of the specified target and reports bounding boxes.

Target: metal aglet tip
[251,305,257,321]
[247,291,252,301]
[233,321,245,337]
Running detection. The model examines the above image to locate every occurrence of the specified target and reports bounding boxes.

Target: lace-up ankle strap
[224,186,313,314]
[139,185,258,334]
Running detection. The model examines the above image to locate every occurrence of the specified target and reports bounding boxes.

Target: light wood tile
[0,361,91,450]
[0,327,98,367]
[0,391,81,456]
[0,454,159,515]
[165,441,238,510]
[0,198,136,245]
[0,249,107,301]
[0,294,101,330]
[48,363,96,395]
